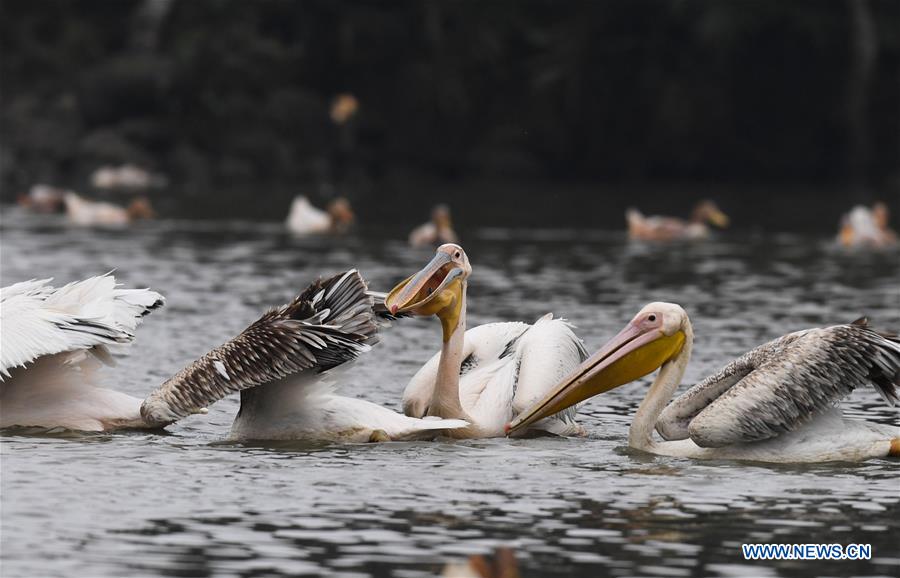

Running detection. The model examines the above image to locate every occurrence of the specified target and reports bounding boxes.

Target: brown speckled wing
[669,323,900,448]
[139,270,378,427]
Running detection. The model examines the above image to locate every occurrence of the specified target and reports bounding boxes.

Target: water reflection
[1,214,898,577]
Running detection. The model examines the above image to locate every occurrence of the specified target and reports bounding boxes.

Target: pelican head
[385,244,471,340]
[507,302,689,435]
[432,204,453,228]
[693,200,729,228]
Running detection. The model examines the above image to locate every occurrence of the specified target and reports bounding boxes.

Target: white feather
[1,275,163,430]
[229,372,467,442]
[285,196,331,234]
[403,317,587,437]
[0,275,163,378]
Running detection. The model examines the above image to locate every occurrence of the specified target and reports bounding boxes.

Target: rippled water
[2,213,899,578]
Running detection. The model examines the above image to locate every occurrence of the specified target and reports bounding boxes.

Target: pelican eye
[648,314,657,322]
[454,251,461,258]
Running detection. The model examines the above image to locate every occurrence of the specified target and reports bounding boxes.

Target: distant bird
[509,303,900,463]
[409,204,458,247]
[626,200,729,241]
[385,244,587,438]
[17,184,67,214]
[1,272,466,441]
[838,202,897,248]
[64,192,155,226]
[91,163,166,191]
[286,196,355,235]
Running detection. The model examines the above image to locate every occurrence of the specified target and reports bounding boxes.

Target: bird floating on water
[508,303,900,462]
[286,195,355,235]
[626,200,729,241]
[0,272,466,441]
[409,204,458,247]
[64,192,155,226]
[837,202,897,248]
[385,244,588,438]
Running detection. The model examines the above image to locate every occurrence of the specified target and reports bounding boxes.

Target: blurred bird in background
[626,200,729,241]
[409,204,459,247]
[837,202,897,248]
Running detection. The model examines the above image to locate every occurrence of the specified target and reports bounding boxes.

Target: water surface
[2,214,898,577]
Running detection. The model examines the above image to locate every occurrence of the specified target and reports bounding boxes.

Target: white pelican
[508,303,900,462]
[64,192,155,226]
[409,204,458,247]
[626,200,729,241]
[285,195,355,235]
[838,202,897,248]
[384,244,587,438]
[1,272,466,441]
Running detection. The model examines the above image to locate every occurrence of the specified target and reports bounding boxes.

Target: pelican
[64,192,155,226]
[838,202,897,248]
[508,303,900,462]
[626,200,729,241]
[286,195,355,235]
[409,204,458,247]
[1,272,466,441]
[384,244,587,438]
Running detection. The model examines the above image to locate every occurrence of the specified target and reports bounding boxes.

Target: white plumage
[1,275,163,430]
[230,375,467,442]
[286,196,331,234]
[403,316,586,437]
[1,276,162,379]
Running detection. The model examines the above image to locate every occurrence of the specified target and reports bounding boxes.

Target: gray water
[1,213,899,578]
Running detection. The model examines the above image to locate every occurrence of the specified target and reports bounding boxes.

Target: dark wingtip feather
[854,323,900,406]
[140,270,379,426]
[366,290,411,322]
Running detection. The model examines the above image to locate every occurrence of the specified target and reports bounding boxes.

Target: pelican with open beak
[385,243,588,438]
[508,303,900,462]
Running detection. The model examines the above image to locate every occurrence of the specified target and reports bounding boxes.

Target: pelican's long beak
[506,322,685,435]
[709,207,730,228]
[384,252,464,317]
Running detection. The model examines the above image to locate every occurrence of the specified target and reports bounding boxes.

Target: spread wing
[1,276,163,379]
[140,270,378,426]
[659,321,900,448]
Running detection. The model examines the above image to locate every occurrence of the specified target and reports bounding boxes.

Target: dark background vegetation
[1,0,898,230]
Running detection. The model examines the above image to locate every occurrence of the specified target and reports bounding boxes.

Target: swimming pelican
[508,303,900,462]
[626,200,729,241]
[64,192,155,226]
[838,202,897,248]
[286,195,355,235]
[409,204,458,247]
[1,272,466,441]
[384,244,587,438]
